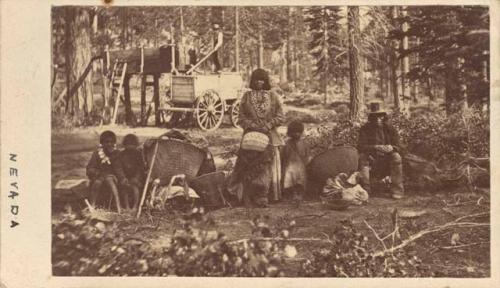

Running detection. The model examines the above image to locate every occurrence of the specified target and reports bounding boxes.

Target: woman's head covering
[100,130,117,144]
[287,120,304,136]
[122,133,139,146]
[249,68,271,91]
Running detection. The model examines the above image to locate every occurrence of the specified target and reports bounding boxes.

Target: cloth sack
[322,172,369,205]
[158,185,200,200]
[241,131,270,152]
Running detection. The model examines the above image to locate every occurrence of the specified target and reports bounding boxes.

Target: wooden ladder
[109,61,128,125]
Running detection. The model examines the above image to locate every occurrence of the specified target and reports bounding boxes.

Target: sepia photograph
[1,1,498,286]
[48,4,492,278]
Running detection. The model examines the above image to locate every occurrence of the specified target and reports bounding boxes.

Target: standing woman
[231,68,284,207]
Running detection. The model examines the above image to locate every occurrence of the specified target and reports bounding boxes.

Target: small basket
[241,132,269,152]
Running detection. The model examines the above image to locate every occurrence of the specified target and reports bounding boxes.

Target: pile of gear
[321,172,369,210]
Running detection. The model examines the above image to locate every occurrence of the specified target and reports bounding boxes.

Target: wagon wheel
[230,99,241,129]
[196,90,225,131]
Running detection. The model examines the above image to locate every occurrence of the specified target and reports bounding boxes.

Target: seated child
[281,120,310,203]
[86,130,122,213]
[114,134,145,211]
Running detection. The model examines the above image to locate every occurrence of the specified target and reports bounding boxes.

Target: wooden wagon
[161,72,245,131]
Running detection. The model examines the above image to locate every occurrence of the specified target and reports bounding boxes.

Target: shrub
[52,209,288,276]
[305,107,489,165]
[300,220,433,277]
[390,107,489,164]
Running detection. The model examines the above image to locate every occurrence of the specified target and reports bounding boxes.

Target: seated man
[357,101,404,199]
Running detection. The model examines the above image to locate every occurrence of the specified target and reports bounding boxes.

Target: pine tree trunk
[348,6,364,122]
[179,7,187,69]
[400,6,410,115]
[258,7,264,69]
[235,7,240,72]
[426,76,435,102]
[66,7,93,118]
[323,8,329,104]
[390,6,401,111]
[445,58,468,116]
[121,8,128,49]
[294,8,302,83]
[286,7,293,82]
[280,43,287,84]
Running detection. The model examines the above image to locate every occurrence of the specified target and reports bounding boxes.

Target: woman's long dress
[231,90,284,205]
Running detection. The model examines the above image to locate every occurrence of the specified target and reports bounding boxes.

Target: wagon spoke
[207,115,214,128]
[199,111,208,118]
[201,111,209,124]
[199,101,208,109]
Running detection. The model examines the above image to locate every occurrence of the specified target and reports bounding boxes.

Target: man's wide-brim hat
[368,101,388,115]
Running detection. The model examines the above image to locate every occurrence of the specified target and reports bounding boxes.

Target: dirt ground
[51,122,491,277]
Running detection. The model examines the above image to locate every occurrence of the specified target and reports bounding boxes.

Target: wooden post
[105,45,110,72]
[141,74,147,126]
[136,139,160,219]
[153,74,160,126]
[123,75,132,125]
[101,59,108,125]
[170,23,177,73]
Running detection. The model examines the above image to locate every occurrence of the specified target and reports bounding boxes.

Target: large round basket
[307,146,359,197]
[144,138,206,185]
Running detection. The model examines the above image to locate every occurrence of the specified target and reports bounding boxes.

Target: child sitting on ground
[281,120,310,204]
[114,134,146,212]
[86,130,122,213]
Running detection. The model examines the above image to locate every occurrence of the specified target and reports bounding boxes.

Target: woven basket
[306,146,359,197]
[308,146,359,183]
[144,138,206,185]
[241,131,269,152]
[190,171,227,207]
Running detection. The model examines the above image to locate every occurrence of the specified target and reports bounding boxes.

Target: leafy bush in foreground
[52,209,286,276]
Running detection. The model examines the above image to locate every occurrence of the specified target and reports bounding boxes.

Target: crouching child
[114,134,146,212]
[86,130,122,213]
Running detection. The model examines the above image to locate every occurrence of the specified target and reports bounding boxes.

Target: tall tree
[258,7,264,68]
[235,7,240,72]
[64,7,93,118]
[305,6,344,100]
[399,6,489,115]
[400,6,410,115]
[348,6,364,121]
[390,6,401,110]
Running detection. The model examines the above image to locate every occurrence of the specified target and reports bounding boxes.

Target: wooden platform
[105,45,179,75]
